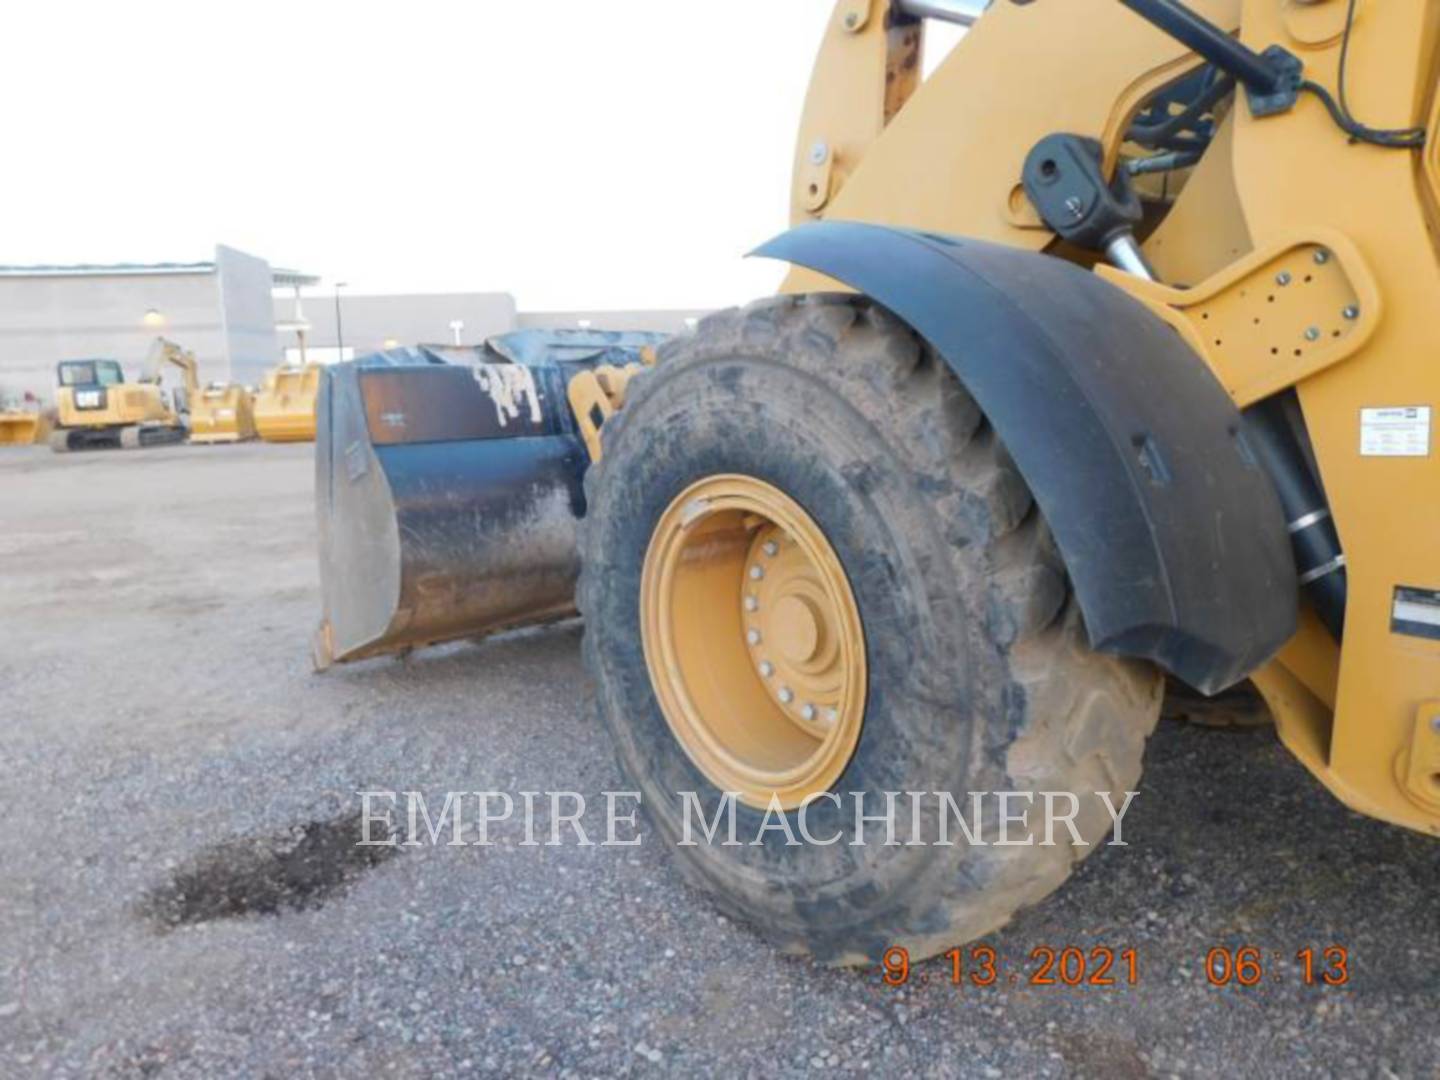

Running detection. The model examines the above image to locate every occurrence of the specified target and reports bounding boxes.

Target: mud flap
[756,222,1297,694]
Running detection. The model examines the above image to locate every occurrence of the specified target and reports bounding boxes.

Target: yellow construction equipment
[253,363,321,443]
[316,0,1440,963]
[0,392,47,445]
[311,333,666,668]
[190,383,257,444]
[50,337,197,452]
[0,413,40,445]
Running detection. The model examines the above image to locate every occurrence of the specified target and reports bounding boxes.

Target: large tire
[577,295,1162,964]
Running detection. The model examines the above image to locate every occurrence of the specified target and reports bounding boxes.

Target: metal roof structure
[271,267,321,287]
[0,261,320,287]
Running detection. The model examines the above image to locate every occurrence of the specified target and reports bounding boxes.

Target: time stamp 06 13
[879,944,1351,990]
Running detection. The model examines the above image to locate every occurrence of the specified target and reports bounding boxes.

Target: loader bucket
[313,333,666,668]
[190,385,257,444]
[0,411,41,445]
[255,365,321,443]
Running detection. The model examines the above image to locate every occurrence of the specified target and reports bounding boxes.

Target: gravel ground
[1,442,1437,1078]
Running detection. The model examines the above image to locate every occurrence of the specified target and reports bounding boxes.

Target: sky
[0,2,873,311]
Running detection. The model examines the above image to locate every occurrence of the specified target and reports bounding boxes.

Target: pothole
[143,810,396,928]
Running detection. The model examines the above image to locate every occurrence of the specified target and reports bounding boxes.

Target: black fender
[754,222,1296,694]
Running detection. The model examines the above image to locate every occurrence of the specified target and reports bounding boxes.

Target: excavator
[315,0,1440,964]
[50,337,198,452]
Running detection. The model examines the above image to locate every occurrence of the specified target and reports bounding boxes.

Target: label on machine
[1393,587,1440,642]
[1359,406,1430,457]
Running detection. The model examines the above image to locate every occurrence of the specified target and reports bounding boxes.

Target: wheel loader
[50,337,197,452]
[315,0,1440,963]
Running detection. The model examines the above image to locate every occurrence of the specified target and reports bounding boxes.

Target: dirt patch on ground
[142,811,396,928]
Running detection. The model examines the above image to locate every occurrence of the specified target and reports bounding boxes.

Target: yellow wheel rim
[641,475,867,810]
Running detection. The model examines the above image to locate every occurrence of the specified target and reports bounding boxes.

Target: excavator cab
[57,359,127,413]
[58,359,125,390]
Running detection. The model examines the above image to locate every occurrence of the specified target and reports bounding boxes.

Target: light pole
[334,282,348,361]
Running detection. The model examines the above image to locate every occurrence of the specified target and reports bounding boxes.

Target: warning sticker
[1360,406,1430,457]
[1393,586,1440,642]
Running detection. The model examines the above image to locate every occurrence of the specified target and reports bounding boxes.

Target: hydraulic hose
[1242,395,1346,641]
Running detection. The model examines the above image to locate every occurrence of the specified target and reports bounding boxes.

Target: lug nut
[759,661,774,677]
[1343,306,1360,320]
[1314,250,1330,265]
[749,566,764,581]
[1276,271,1292,286]
[778,687,794,704]
[762,540,779,557]
[746,629,762,645]
[801,704,816,721]
[1304,327,1321,342]
[744,596,759,612]
[824,708,839,724]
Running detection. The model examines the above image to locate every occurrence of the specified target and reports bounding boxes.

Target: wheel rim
[641,475,867,810]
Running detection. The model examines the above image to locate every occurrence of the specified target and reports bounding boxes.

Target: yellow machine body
[254,364,321,443]
[782,0,1440,835]
[190,384,257,444]
[50,339,199,452]
[55,378,172,430]
[311,0,1439,843]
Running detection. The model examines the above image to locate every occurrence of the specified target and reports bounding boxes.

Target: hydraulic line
[1242,395,1347,641]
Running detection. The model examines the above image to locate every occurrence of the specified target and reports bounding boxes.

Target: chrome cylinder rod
[1105,234,1158,282]
[894,0,991,27]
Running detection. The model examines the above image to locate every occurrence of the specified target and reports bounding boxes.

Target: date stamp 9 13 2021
[879,945,1351,990]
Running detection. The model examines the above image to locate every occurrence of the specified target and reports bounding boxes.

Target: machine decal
[472,364,543,429]
[1392,587,1440,642]
[1360,406,1430,457]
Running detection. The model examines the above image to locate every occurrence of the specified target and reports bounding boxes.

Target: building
[273,294,704,365]
[271,292,520,364]
[0,245,707,404]
[0,247,315,401]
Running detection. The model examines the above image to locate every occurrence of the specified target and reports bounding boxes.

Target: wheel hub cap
[640,475,867,810]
